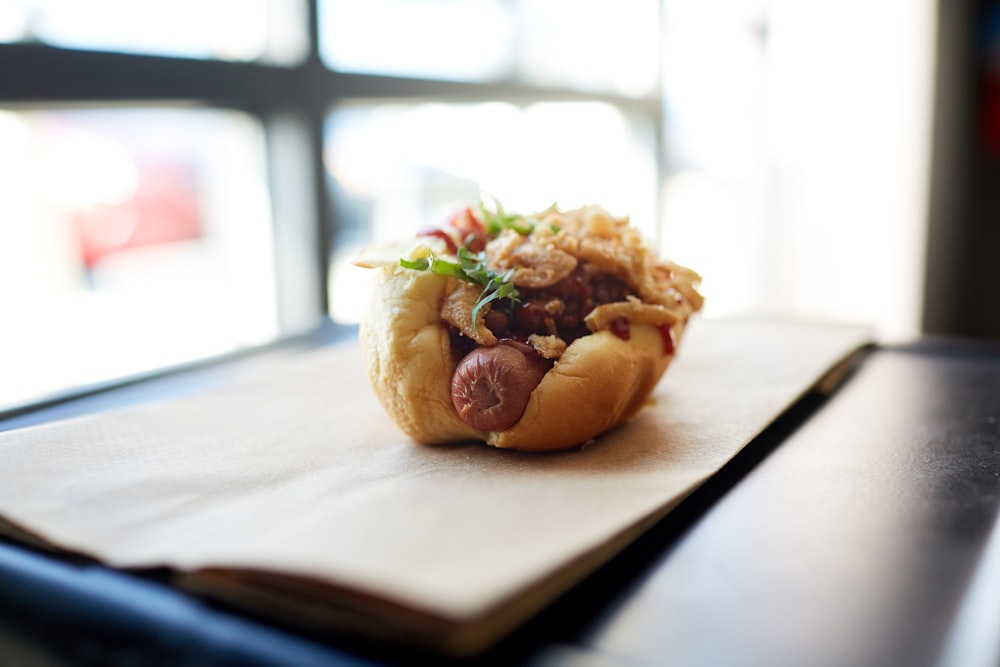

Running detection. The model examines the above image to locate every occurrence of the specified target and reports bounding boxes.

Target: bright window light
[660,0,936,341]
[319,0,660,96]
[0,0,308,64]
[324,101,658,323]
[0,108,279,410]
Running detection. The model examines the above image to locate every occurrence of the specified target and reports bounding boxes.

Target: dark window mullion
[0,44,655,110]
[1,24,662,336]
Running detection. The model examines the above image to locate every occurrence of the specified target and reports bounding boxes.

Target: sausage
[451,341,549,432]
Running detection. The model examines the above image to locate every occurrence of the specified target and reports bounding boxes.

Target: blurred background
[0,0,994,410]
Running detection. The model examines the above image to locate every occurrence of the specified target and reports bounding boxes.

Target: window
[0,107,277,409]
[0,0,308,63]
[319,0,660,95]
[0,1,662,411]
[0,0,940,411]
[657,0,936,341]
[325,100,658,323]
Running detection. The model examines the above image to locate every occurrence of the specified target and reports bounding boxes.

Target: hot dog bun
[487,325,678,451]
[359,266,481,444]
[356,204,702,452]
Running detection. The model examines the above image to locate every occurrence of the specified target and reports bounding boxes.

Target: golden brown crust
[487,325,679,451]
[359,266,481,444]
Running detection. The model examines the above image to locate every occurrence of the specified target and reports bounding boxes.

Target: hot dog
[354,203,703,452]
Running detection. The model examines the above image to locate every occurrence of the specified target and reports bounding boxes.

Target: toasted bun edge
[487,325,676,451]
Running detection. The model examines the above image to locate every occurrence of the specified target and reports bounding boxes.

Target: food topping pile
[399,202,703,361]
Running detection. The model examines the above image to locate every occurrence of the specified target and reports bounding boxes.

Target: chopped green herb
[399,255,463,280]
[400,249,519,329]
[478,200,537,237]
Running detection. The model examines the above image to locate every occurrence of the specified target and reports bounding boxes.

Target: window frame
[0,1,664,411]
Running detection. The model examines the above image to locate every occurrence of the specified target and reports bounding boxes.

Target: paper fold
[0,317,871,655]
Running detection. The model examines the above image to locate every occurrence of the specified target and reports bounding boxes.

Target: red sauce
[416,208,489,255]
[658,324,676,355]
[416,227,458,254]
[610,317,630,341]
[450,207,488,252]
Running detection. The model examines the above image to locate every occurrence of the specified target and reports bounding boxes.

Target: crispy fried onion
[531,206,703,314]
[442,205,701,356]
[488,234,577,288]
[527,334,567,360]
[441,281,496,346]
[584,296,680,333]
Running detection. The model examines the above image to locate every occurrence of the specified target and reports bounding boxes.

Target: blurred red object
[71,160,202,269]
